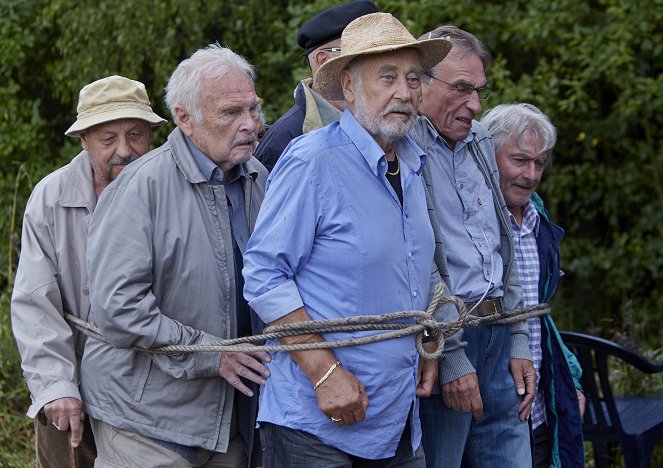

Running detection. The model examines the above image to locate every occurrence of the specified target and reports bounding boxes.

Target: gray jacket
[11,151,96,417]
[410,117,530,384]
[81,128,267,456]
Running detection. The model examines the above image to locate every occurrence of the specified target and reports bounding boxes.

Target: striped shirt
[510,201,546,429]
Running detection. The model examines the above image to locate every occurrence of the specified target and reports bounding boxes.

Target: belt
[465,298,502,317]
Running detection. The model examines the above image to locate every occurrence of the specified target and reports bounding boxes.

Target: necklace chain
[387,152,400,177]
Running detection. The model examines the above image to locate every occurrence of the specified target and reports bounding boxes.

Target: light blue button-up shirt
[423,123,504,301]
[243,109,434,459]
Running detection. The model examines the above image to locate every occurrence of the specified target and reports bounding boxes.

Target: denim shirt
[243,109,434,459]
[423,124,504,301]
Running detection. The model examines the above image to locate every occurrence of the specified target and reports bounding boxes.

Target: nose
[239,109,259,134]
[115,136,132,158]
[393,76,412,101]
[466,90,482,115]
[523,161,538,181]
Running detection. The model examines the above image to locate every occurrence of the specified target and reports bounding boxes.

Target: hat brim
[315,38,452,101]
[65,108,167,137]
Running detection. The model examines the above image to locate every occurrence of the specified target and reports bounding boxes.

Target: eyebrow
[377,64,425,75]
[126,125,147,133]
[220,100,259,113]
[512,153,547,161]
[447,78,482,87]
[377,64,399,74]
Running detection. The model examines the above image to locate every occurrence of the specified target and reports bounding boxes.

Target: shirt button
[409,252,413,258]
[413,291,418,297]
[83,287,89,295]
[381,161,386,166]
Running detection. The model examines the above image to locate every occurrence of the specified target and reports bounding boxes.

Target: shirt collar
[185,135,245,185]
[339,108,426,176]
[510,200,540,236]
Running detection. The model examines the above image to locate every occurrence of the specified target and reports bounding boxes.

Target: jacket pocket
[132,355,153,402]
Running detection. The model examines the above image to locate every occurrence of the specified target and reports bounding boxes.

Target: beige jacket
[11,151,96,417]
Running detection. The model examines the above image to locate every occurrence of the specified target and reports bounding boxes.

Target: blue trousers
[420,324,532,468]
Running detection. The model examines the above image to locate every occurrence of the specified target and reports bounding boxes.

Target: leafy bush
[0,0,661,464]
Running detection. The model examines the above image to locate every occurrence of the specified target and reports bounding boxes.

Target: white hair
[165,43,255,123]
[481,103,557,164]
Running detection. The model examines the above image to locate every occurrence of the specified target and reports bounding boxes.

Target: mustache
[517,182,538,190]
[109,154,140,166]
[383,103,416,117]
[233,136,258,148]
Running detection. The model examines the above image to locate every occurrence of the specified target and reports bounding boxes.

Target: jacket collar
[301,77,341,134]
[168,127,259,184]
[59,150,97,211]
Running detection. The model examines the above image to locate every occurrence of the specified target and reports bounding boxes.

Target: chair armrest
[559,331,663,374]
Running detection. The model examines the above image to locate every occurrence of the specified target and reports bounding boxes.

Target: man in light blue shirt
[410,26,536,467]
[243,12,452,467]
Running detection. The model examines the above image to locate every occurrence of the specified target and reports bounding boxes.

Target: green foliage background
[1,0,661,465]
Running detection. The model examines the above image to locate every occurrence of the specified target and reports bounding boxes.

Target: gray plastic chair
[560,331,663,468]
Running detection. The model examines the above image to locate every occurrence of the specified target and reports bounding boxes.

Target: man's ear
[313,50,330,69]
[175,106,193,137]
[341,69,355,106]
[79,132,89,151]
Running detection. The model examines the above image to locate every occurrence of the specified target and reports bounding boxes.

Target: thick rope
[66,284,549,359]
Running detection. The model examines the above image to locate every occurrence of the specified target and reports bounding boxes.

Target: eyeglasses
[320,47,342,53]
[426,75,492,100]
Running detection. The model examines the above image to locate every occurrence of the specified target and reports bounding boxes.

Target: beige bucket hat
[65,75,166,136]
[315,12,452,101]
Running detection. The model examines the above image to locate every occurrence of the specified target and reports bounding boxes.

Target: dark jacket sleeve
[254,84,307,172]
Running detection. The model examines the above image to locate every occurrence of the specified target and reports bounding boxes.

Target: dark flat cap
[297,0,379,55]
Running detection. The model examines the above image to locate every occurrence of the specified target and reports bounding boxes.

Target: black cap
[296,0,379,55]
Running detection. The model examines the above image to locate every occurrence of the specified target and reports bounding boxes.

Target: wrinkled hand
[442,373,483,419]
[218,345,271,397]
[43,397,84,448]
[316,365,368,426]
[416,343,439,397]
[510,358,536,421]
[577,389,586,419]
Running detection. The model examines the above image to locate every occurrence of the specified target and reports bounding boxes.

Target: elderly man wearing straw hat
[243,13,451,467]
[11,75,165,468]
[255,0,378,172]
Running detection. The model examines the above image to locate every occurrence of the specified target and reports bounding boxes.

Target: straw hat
[65,75,166,136]
[315,13,452,100]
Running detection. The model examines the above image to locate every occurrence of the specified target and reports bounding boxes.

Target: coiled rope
[65,284,549,360]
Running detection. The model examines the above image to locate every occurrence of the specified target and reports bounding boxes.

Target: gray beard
[353,91,416,147]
